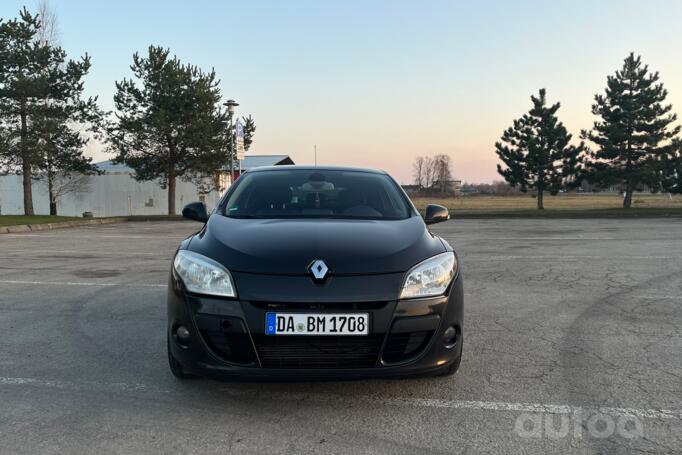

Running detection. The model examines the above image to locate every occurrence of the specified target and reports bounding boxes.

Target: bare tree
[35,1,70,214]
[36,1,60,46]
[423,156,436,191]
[411,154,455,195]
[412,156,425,187]
[27,2,102,215]
[39,171,94,210]
[432,154,453,194]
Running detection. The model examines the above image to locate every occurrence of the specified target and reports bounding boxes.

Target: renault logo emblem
[309,259,329,281]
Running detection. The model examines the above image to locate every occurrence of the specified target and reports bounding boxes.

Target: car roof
[246,165,387,175]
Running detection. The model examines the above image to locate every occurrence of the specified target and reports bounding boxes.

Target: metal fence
[0,174,222,217]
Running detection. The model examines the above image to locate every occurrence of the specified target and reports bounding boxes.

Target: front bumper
[167,271,463,379]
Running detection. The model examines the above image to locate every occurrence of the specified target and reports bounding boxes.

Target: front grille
[382,331,434,364]
[249,301,388,311]
[253,335,384,369]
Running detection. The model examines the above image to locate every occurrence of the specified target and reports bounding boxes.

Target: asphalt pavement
[1,218,680,454]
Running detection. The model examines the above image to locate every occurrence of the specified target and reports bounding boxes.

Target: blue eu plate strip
[265,312,277,335]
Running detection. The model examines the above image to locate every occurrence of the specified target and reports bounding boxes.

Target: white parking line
[464,255,680,261]
[0,280,165,288]
[377,397,682,420]
[1,234,187,239]
[479,237,682,241]
[483,237,619,241]
[0,376,679,420]
[1,249,161,256]
[637,295,682,300]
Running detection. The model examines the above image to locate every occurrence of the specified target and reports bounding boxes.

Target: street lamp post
[224,99,239,186]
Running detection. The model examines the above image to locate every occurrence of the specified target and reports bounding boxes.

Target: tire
[167,335,195,379]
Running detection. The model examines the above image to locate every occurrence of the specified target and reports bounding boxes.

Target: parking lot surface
[1,218,681,454]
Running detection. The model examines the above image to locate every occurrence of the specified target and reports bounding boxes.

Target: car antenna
[314,144,317,166]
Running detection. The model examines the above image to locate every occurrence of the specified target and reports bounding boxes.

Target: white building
[0,155,294,217]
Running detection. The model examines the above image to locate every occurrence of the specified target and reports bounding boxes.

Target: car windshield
[222,169,411,220]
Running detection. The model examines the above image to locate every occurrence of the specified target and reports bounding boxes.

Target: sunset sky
[3,0,682,183]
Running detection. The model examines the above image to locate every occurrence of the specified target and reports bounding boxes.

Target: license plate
[265,313,369,336]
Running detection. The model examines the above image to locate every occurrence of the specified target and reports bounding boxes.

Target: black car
[167,166,463,379]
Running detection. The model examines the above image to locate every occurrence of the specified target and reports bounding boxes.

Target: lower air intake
[253,335,383,369]
[382,331,434,364]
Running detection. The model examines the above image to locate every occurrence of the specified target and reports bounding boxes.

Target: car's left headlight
[173,250,236,298]
[400,252,457,299]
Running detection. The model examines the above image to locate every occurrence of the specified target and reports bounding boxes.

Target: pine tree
[221,114,256,179]
[0,8,50,215]
[32,79,104,215]
[660,144,682,193]
[581,53,680,208]
[32,54,105,215]
[495,89,584,209]
[0,7,101,215]
[108,46,232,215]
[241,115,256,152]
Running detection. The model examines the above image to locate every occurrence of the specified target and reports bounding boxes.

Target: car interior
[224,171,410,219]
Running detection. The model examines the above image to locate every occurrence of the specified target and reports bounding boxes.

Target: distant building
[399,180,462,197]
[460,184,478,195]
[400,184,421,195]
[432,179,461,196]
[218,154,295,191]
[0,154,294,217]
[578,180,658,194]
[241,154,295,168]
[400,180,462,197]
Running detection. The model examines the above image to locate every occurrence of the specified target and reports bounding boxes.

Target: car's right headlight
[173,250,236,298]
[400,252,457,299]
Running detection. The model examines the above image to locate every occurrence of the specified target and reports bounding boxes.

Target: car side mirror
[182,202,209,223]
[424,204,450,225]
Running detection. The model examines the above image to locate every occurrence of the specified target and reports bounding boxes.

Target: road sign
[235,120,245,160]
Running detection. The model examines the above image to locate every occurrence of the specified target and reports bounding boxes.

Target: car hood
[188,215,445,275]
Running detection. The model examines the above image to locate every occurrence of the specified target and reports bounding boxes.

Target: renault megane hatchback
[167,166,463,379]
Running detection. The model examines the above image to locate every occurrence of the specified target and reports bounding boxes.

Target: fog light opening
[175,325,191,346]
[443,325,459,348]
